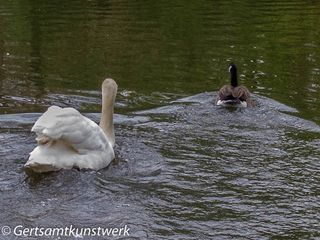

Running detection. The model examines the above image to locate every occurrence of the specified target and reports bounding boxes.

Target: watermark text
[1,225,130,238]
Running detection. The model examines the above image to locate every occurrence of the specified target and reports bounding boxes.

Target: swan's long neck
[99,78,117,148]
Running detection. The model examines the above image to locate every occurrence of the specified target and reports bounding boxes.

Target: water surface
[0,1,320,239]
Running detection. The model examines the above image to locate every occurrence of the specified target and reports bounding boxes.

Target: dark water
[0,1,320,239]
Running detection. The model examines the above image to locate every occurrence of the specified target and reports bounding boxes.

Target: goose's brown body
[217,85,254,107]
[216,64,254,107]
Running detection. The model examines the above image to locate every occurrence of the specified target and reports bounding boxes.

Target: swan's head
[102,78,118,94]
[100,78,117,147]
[229,63,238,87]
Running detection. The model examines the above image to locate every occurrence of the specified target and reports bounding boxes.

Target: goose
[25,78,117,173]
[216,63,254,107]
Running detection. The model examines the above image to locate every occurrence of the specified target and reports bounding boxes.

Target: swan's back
[25,106,114,172]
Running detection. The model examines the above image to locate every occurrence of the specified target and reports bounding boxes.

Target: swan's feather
[25,106,114,172]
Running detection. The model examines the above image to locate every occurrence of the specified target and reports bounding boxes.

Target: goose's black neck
[230,64,238,87]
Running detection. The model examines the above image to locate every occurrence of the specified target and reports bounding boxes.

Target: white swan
[25,78,117,173]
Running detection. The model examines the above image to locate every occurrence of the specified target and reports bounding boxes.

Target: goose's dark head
[229,63,238,87]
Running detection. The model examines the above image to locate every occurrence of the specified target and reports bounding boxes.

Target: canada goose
[216,64,254,107]
[25,78,117,173]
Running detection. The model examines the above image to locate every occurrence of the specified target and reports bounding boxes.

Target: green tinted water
[1,0,320,121]
[0,1,320,239]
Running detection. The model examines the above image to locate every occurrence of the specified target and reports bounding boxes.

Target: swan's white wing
[31,106,109,152]
[26,106,114,172]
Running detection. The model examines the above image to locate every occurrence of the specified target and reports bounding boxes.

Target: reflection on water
[0,0,320,122]
[1,0,320,239]
[1,92,320,239]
